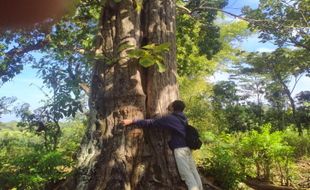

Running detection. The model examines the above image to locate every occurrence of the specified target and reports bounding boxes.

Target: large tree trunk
[58,0,184,189]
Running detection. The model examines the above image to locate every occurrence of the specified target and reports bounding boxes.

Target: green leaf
[128,49,146,58]
[176,0,186,6]
[118,43,134,53]
[134,0,143,13]
[156,61,166,73]
[94,54,107,61]
[142,43,156,50]
[154,55,164,62]
[139,57,155,67]
[154,42,170,52]
[89,7,100,19]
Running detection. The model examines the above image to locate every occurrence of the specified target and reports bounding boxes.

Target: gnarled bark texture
[58,0,185,189]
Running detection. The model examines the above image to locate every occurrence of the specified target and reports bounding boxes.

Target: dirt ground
[294,157,310,189]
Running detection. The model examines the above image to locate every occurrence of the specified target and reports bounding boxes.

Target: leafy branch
[127,43,170,73]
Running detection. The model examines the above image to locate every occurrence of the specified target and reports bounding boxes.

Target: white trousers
[174,147,203,190]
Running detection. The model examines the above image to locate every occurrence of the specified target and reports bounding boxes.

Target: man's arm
[121,119,134,126]
[121,116,167,128]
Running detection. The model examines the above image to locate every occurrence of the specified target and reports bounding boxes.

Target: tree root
[244,177,295,190]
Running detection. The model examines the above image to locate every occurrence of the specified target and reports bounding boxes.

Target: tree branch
[79,83,90,95]
[191,5,267,24]
[290,74,303,94]
[289,37,310,51]
[180,4,307,32]
[176,4,191,14]
[5,37,50,59]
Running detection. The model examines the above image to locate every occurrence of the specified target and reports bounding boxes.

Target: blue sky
[224,0,259,14]
[0,65,46,121]
[0,65,46,107]
[1,0,309,122]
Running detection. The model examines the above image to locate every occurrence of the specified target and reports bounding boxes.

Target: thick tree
[66,0,183,189]
[0,0,182,188]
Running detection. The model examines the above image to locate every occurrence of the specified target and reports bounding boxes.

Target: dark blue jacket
[133,112,187,150]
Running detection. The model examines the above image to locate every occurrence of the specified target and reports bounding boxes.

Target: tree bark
[57,0,184,189]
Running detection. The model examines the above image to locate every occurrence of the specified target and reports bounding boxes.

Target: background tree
[0,96,16,119]
[264,82,288,130]
[221,0,310,134]
[245,48,309,134]
[0,0,228,188]
[242,0,310,51]
[179,76,214,134]
[230,71,265,105]
[296,91,310,132]
[176,0,228,76]
[212,81,237,132]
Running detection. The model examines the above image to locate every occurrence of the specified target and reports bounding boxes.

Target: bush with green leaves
[58,119,86,158]
[0,151,72,189]
[198,123,300,189]
[238,124,295,185]
[0,120,85,189]
[282,127,310,158]
[200,134,245,189]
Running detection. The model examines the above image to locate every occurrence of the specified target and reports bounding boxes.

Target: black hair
[171,100,185,112]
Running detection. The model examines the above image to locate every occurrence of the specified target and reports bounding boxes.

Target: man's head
[168,100,185,112]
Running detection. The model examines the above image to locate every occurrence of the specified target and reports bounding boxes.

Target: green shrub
[0,120,85,189]
[0,149,72,189]
[201,134,245,189]
[282,128,310,158]
[199,124,299,189]
[239,124,295,184]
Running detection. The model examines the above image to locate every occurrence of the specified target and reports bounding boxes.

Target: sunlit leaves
[156,62,166,73]
[176,0,230,77]
[134,0,143,12]
[139,56,154,67]
[179,76,214,131]
[239,124,294,180]
[177,11,250,77]
[246,48,309,81]
[117,43,134,53]
[177,14,212,76]
[127,49,146,59]
[128,43,170,73]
